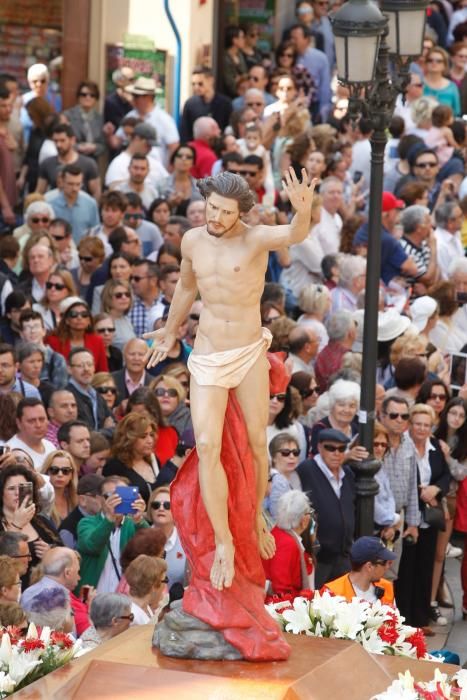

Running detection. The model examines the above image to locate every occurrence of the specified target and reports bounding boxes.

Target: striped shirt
[399,236,431,284]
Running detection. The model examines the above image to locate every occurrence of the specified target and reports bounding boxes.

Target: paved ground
[425,536,466,665]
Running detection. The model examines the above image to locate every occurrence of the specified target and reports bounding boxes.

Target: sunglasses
[385,412,409,420]
[51,233,67,241]
[415,162,437,168]
[113,291,131,299]
[124,213,143,220]
[373,441,388,449]
[155,387,178,398]
[67,310,90,319]
[151,500,171,510]
[321,444,347,453]
[246,102,263,107]
[130,275,148,283]
[270,393,286,402]
[117,613,135,622]
[48,466,73,476]
[429,393,446,401]
[46,281,66,291]
[31,217,50,224]
[277,448,300,457]
[239,170,258,177]
[79,255,93,263]
[79,91,97,98]
[96,327,115,333]
[302,387,320,398]
[96,386,117,395]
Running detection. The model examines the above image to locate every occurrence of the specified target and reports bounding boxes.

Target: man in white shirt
[114,154,159,209]
[313,177,344,256]
[434,201,464,280]
[116,77,179,168]
[288,326,320,373]
[105,123,168,190]
[7,397,56,470]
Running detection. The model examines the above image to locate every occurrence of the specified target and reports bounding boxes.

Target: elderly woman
[0,556,22,604]
[116,527,166,595]
[310,379,361,455]
[266,433,302,520]
[263,490,315,596]
[80,593,133,652]
[150,374,192,437]
[373,421,401,544]
[103,413,159,504]
[100,279,135,351]
[289,371,320,428]
[395,404,451,632]
[125,554,168,625]
[148,485,186,590]
[13,200,55,251]
[297,283,331,352]
[64,80,105,159]
[26,586,74,633]
[331,254,367,313]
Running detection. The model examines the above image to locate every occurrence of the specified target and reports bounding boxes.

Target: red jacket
[263,526,313,596]
[45,333,109,372]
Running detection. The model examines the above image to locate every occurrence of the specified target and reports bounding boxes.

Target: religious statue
[146,169,316,661]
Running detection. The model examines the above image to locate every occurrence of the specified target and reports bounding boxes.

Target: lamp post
[331,0,428,537]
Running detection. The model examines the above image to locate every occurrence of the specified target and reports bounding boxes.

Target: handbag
[423,503,446,531]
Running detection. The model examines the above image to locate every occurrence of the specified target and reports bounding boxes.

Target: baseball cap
[133,122,158,147]
[350,536,396,564]
[77,474,104,496]
[382,192,404,212]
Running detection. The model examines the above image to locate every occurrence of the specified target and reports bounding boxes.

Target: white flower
[0,671,15,694]
[309,591,343,627]
[360,630,386,655]
[7,648,42,685]
[39,627,51,646]
[282,598,312,635]
[0,633,12,668]
[332,600,366,640]
[25,623,38,640]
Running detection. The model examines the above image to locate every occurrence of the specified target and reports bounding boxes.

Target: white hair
[275,490,311,530]
[25,201,55,221]
[328,379,360,408]
[320,176,343,195]
[193,116,217,140]
[298,283,331,315]
[338,254,366,290]
[326,311,354,341]
[449,257,467,278]
[27,63,49,82]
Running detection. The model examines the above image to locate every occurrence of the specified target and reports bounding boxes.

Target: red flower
[50,631,73,649]
[377,622,399,645]
[406,628,427,659]
[22,638,45,653]
[297,589,314,600]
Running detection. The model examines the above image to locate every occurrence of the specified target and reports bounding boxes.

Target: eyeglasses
[67,310,90,319]
[385,412,410,420]
[373,441,388,449]
[321,444,347,453]
[124,212,143,220]
[113,291,131,299]
[277,448,300,457]
[46,281,66,291]
[429,393,446,401]
[415,161,438,168]
[96,386,117,395]
[117,613,135,622]
[151,500,171,510]
[48,466,73,476]
[270,393,286,402]
[155,387,178,398]
[79,255,94,263]
[31,217,50,224]
[79,91,97,98]
[189,313,200,321]
[130,275,149,283]
[175,153,194,160]
[96,326,115,334]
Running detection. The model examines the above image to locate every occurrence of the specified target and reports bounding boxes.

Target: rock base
[153,602,243,661]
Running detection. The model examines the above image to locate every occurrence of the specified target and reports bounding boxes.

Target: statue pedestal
[11,625,459,700]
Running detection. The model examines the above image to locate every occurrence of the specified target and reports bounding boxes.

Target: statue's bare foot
[256,514,276,559]
[210,539,235,591]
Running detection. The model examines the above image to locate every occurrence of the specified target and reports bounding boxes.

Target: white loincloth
[187,328,272,389]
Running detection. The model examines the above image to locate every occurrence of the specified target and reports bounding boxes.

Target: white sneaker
[429,604,448,626]
[446,543,463,559]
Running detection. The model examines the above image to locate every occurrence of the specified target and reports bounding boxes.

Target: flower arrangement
[372,668,467,699]
[0,623,81,697]
[265,590,432,660]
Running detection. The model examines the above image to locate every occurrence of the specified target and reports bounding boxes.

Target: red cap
[382,192,405,212]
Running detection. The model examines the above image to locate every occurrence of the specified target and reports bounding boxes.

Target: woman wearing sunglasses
[423,47,461,117]
[41,450,78,527]
[289,371,320,428]
[93,313,123,373]
[100,279,135,352]
[148,486,186,590]
[266,433,302,520]
[45,297,108,372]
[33,269,77,333]
[149,374,192,437]
[91,372,118,412]
[103,413,159,505]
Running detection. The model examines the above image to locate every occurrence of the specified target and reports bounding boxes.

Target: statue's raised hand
[142,327,177,369]
[282,167,318,215]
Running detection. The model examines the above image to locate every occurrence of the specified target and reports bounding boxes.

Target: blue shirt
[311,16,335,69]
[353,222,408,285]
[48,191,100,243]
[10,377,41,399]
[297,47,332,120]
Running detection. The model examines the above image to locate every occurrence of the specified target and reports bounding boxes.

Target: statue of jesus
[144,168,316,592]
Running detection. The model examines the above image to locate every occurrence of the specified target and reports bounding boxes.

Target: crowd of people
[0,0,467,650]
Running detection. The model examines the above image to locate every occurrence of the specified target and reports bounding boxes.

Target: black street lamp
[330,0,428,537]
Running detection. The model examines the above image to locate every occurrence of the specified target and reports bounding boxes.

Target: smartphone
[18,482,33,507]
[114,486,139,515]
[348,433,359,449]
[352,170,363,184]
[80,585,91,604]
[0,446,9,457]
